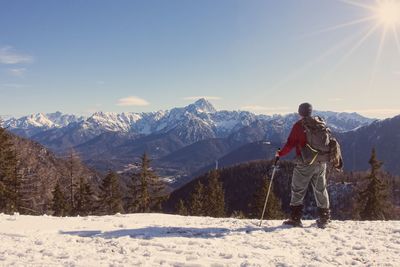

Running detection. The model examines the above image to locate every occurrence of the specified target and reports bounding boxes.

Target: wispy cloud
[117,96,150,107]
[183,96,221,101]
[7,68,27,77]
[241,105,291,114]
[0,83,28,89]
[0,46,33,65]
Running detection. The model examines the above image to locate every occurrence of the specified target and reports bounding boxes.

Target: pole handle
[274,148,281,166]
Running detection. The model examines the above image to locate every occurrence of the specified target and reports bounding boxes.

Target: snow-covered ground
[0,213,399,267]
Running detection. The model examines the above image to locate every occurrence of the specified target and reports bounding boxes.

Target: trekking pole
[259,149,280,227]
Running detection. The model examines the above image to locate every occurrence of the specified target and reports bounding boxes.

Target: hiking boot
[283,218,303,227]
[316,208,331,229]
[283,205,303,227]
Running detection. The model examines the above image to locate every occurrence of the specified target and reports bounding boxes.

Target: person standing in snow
[275,103,331,228]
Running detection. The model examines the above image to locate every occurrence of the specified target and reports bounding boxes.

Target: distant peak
[194,98,209,104]
[49,111,63,116]
[190,98,217,113]
[91,111,111,117]
[33,113,47,118]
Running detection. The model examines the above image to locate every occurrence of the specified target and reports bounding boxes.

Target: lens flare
[375,0,400,26]
[268,0,400,94]
[331,0,400,87]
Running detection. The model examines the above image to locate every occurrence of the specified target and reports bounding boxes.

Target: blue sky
[1,0,399,119]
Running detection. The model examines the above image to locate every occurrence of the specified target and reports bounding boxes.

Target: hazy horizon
[0,97,383,122]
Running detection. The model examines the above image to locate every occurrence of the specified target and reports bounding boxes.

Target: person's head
[298,102,312,117]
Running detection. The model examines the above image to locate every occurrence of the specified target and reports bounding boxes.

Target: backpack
[301,116,343,170]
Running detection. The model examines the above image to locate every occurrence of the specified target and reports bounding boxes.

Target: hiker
[275,103,341,228]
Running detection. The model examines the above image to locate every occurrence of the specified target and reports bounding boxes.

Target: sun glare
[311,0,400,87]
[375,0,400,26]
[271,0,400,92]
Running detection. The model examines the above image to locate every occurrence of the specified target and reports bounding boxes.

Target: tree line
[174,169,284,219]
[172,148,397,220]
[51,153,166,216]
[0,125,397,220]
[0,126,21,214]
[0,124,167,216]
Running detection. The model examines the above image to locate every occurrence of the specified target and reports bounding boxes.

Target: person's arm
[278,124,298,158]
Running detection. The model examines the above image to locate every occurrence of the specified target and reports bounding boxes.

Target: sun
[374,0,400,26]
[269,0,400,93]
[310,0,400,86]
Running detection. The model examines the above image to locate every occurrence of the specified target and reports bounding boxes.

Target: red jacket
[278,120,307,157]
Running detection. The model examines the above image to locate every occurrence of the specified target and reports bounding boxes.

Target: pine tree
[176,199,188,216]
[7,163,22,213]
[128,153,166,213]
[74,176,94,216]
[204,170,226,217]
[98,171,124,215]
[64,148,84,215]
[250,177,284,219]
[127,171,140,213]
[52,182,68,217]
[0,126,21,214]
[358,148,392,220]
[189,181,205,216]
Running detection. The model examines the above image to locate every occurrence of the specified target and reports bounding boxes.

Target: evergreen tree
[52,182,68,217]
[128,153,165,213]
[358,149,392,220]
[7,163,22,213]
[74,176,94,216]
[64,149,84,215]
[0,126,20,214]
[98,171,123,215]
[176,199,188,216]
[204,170,225,217]
[250,177,284,219]
[189,181,205,216]
[127,171,140,213]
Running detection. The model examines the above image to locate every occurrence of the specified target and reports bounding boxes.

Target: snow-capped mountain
[2,98,376,156]
[0,114,12,120]
[2,99,378,180]
[315,111,374,132]
[5,113,54,129]
[84,112,142,133]
[338,115,400,175]
[145,99,259,139]
[1,112,84,137]
[3,99,373,142]
[8,99,264,151]
[46,111,85,127]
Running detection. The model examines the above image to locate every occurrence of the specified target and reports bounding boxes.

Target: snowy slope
[2,112,84,137]
[7,113,54,128]
[3,112,83,129]
[0,213,398,266]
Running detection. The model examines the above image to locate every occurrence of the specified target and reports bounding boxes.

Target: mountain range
[337,115,400,175]
[2,99,372,142]
[5,99,397,187]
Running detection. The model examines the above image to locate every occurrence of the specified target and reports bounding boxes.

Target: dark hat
[298,103,312,117]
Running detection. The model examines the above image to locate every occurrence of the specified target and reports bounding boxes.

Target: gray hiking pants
[290,162,330,209]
